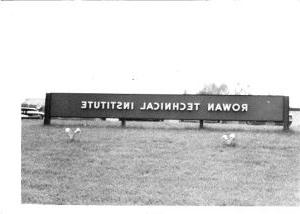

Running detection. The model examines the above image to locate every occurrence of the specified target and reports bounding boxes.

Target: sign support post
[121,119,126,127]
[199,120,204,129]
[283,96,289,131]
[44,93,52,125]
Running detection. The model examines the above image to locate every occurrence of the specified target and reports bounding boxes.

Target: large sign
[44,93,290,129]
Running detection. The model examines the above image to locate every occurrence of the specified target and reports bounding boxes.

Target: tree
[198,83,251,95]
[198,83,229,95]
[232,83,251,95]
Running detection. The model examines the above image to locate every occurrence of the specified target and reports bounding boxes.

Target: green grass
[21,117,300,205]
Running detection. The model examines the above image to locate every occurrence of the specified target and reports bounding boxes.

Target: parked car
[21,107,44,119]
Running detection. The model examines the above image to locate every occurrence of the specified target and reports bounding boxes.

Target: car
[21,107,44,119]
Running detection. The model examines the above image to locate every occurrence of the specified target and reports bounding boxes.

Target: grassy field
[21,113,300,205]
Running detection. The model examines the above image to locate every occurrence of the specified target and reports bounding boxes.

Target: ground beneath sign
[22,118,300,205]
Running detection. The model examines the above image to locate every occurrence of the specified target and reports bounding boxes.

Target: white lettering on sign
[123,102,130,110]
[179,103,186,111]
[88,101,93,109]
[194,103,201,111]
[232,103,240,112]
[81,101,248,113]
[165,103,172,110]
[139,102,201,111]
[215,104,222,111]
[81,101,87,109]
[116,101,123,110]
[81,101,134,110]
[153,103,160,111]
[173,103,179,111]
[222,103,231,111]
[94,102,100,109]
[147,102,154,110]
[241,103,248,111]
[207,103,248,112]
[187,103,193,111]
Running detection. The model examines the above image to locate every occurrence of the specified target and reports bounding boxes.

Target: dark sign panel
[47,93,285,122]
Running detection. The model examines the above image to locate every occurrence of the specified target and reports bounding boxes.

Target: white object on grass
[229,133,235,139]
[74,128,81,134]
[65,127,81,142]
[222,133,236,147]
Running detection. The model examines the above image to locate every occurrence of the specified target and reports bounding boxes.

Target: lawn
[21,115,300,205]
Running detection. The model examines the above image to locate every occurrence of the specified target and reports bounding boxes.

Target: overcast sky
[1,1,300,107]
